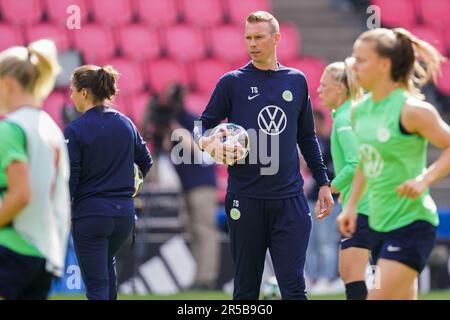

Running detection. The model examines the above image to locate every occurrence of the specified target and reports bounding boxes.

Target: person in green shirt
[341,28,450,300]
[317,58,371,300]
[0,40,70,300]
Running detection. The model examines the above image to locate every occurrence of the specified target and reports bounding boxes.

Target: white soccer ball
[209,123,250,165]
[133,164,143,197]
[261,276,281,300]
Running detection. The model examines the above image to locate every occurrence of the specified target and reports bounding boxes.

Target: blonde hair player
[341,28,450,300]
[318,58,371,299]
[0,40,71,300]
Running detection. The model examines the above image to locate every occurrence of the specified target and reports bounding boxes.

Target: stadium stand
[409,25,446,55]
[0,0,42,26]
[135,0,178,27]
[129,92,151,124]
[226,0,271,25]
[0,23,23,51]
[191,58,230,95]
[370,0,417,28]
[416,0,450,29]
[71,23,115,63]
[44,0,89,25]
[208,24,249,64]
[25,22,71,51]
[277,22,302,62]
[89,0,133,26]
[179,0,225,27]
[43,91,66,128]
[118,25,161,61]
[164,24,207,62]
[102,58,146,94]
[146,58,189,93]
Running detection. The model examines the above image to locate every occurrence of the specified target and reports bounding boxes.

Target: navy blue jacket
[195,62,329,199]
[64,106,152,219]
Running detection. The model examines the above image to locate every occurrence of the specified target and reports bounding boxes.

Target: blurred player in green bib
[318,58,371,299]
[0,40,71,299]
[341,28,450,299]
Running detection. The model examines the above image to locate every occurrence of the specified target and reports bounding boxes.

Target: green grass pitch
[50,290,450,300]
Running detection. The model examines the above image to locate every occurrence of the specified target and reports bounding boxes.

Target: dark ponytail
[71,64,119,102]
[96,66,118,100]
[390,30,416,85]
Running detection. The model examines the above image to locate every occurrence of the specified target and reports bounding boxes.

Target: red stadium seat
[0,0,42,25]
[135,0,179,27]
[185,91,210,115]
[25,23,70,52]
[0,24,24,51]
[225,0,271,25]
[44,0,89,25]
[0,0,44,25]
[165,25,206,62]
[119,25,161,61]
[370,0,417,28]
[103,58,146,94]
[179,0,224,27]
[109,93,131,116]
[437,61,450,96]
[43,91,65,128]
[192,59,229,95]
[311,94,322,109]
[417,0,450,29]
[287,57,327,94]
[277,22,301,62]
[129,93,151,124]
[410,25,446,55]
[146,58,188,93]
[72,24,115,63]
[209,25,248,63]
[90,0,133,26]
[229,58,251,71]
[444,27,450,53]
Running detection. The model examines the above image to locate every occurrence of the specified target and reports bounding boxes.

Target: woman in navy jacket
[64,65,152,300]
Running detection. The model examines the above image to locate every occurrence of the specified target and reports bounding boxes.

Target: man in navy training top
[194,11,334,300]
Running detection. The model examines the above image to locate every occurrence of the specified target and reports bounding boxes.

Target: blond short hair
[246,11,279,33]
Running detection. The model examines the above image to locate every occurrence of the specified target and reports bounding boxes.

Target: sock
[345,281,367,300]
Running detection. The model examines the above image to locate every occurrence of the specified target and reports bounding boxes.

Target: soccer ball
[261,276,281,300]
[133,164,143,197]
[209,123,250,165]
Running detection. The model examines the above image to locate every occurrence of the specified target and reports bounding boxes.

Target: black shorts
[369,220,437,273]
[0,246,53,300]
[340,214,372,250]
